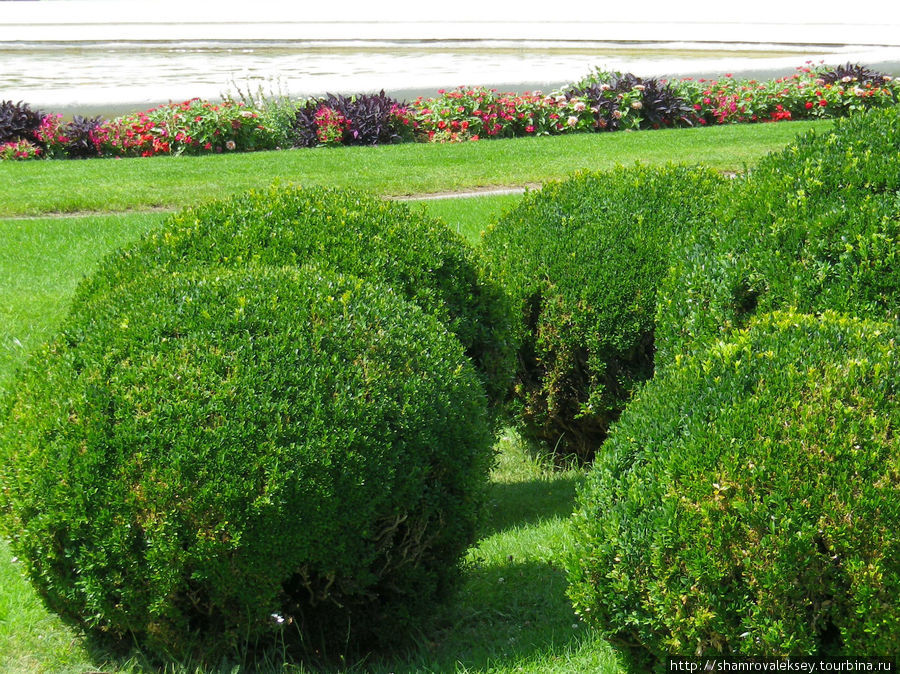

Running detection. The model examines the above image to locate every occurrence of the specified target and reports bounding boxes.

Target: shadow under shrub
[566,311,900,670]
[0,267,494,663]
[72,184,516,415]
[656,106,900,368]
[481,165,725,462]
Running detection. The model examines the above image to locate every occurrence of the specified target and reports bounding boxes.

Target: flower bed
[1,62,897,160]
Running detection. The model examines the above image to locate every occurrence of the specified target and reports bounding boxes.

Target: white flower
[631,101,643,110]
[600,83,611,91]
[573,101,586,112]
[555,94,567,104]
[841,75,853,83]
[633,84,646,91]
[613,109,623,119]
[567,115,578,127]
[225,140,236,150]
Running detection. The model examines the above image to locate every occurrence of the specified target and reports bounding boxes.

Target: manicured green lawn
[0,120,830,216]
[0,213,166,394]
[415,192,525,244]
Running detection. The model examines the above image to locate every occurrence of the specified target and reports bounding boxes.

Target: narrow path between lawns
[0,185,539,221]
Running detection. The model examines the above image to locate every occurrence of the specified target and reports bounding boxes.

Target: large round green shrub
[72,184,515,412]
[656,106,900,367]
[0,267,493,660]
[567,311,900,669]
[481,164,725,461]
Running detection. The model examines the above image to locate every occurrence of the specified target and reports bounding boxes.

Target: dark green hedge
[567,311,900,669]
[0,267,494,660]
[481,164,726,461]
[656,106,900,367]
[72,184,516,413]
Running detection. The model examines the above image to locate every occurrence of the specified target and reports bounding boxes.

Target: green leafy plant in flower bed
[567,310,900,670]
[0,137,41,160]
[92,98,279,157]
[0,266,494,661]
[409,80,690,142]
[481,164,726,462]
[2,62,898,161]
[671,62,898,125]
[655,105,900,367]
[411,88,576,142]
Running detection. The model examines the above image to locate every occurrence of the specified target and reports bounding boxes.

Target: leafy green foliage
[73,184,516,411]
[0,267,493,661]
[656,106,900,367]
[567,311,900,669]
[481,165,725,461]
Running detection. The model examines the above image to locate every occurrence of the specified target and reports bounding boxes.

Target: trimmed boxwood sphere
[656,106,900,367]
[0,267,493,660]
[481,164,725,461]
[70,184,515,413]
[566,311,900,669]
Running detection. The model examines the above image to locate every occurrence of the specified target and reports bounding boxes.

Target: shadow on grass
[480,474,584,539]
[378,556,610,673]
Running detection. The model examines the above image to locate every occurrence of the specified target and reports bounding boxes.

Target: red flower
[805,101,814,109]
[819,99,828,106]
